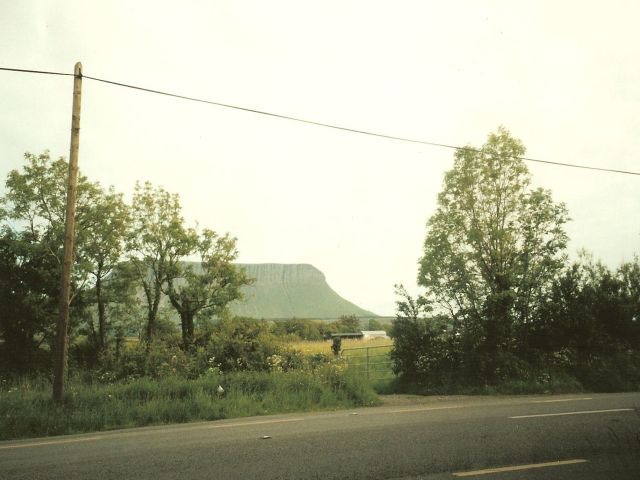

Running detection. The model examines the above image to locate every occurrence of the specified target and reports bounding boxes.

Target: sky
[1,1,639,316]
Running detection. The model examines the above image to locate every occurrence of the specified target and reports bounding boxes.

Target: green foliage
[165,231,252,349]
[0,365,379,440]
[203,316,281,372]
[413,127,569,382]
[528,253,640,391]
[0,151,107,372]
[0,152,140,372]
[390,286,461,385]
[127,181,197,345]
[271,318,323,340]
[127,182,250,351]
[367,318,385,330]
[78,185,130,352]
[393,128,640,392]
[392,253,640,392]
[337,314,360,331]
[319,315,363,338]
[0,228,58,374]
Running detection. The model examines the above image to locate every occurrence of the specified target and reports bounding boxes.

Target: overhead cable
[1,66,639,177]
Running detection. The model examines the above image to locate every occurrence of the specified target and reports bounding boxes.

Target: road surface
[1,392,639,479]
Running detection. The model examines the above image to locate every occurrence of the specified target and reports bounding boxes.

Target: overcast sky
[1,1,639,315]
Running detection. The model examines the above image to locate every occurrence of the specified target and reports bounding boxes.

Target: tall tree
[164,229,251,349]
[0,152,100,362]
[79,186,130,352]
[418,127,569,380]
[127,181,196,346]
[2,152,134,354]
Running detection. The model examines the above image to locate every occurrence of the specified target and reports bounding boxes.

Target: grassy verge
[0,370,379,441]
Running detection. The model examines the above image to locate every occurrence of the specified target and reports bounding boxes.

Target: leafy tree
[272,318,323,341]
[1,152,135,363]
[77,186,130,352]
[0,152,116,370]
[533,253,640,389]
[367,318,384,331]
[619,255,640,328]
[336,314,360,332]
[2,152,100,292]
[417,127,569,381]
[318,314,362,338]
[127,181,196,346]
[164,229,251,349]
[0,227,59,374]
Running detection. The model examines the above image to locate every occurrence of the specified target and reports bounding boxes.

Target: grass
[0,370,380,441]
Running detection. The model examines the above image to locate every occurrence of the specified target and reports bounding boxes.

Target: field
[284,337,393,355]
[283,338,395,384]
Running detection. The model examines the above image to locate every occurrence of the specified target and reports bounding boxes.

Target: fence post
[366,347,370,380]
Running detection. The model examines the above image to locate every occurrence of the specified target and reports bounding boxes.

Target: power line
[0,66,73,77]
[2,66,639,177]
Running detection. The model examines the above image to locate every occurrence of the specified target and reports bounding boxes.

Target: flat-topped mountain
[229,263,376,319]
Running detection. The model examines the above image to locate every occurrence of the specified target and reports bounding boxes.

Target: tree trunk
[95,269,106,352]
[145,284,161,352]
[180,311,195,350]
[484,275,513,383]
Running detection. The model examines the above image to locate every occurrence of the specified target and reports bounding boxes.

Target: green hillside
[229,263,376,320]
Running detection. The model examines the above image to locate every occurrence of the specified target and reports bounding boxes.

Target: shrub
[204,316,281,372]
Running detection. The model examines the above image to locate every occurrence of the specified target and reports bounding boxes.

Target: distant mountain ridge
[229,263,376,319]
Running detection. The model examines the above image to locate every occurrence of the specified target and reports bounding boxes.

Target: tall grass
[0,370,379,441]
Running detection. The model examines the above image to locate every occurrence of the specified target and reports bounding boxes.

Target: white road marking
[0,418,306,449]
[530,397,593,403]
[207,417,305,429]
[452,458,588,477]
[0,436,102,450]
[510,408,633,419]
[390,405,466,414]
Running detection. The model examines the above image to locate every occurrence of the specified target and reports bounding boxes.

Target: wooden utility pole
[53,62,83,403]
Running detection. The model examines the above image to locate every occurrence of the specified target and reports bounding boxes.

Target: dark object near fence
[331,336,342,356]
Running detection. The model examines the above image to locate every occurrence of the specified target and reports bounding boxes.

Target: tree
[533,253,640,389]
[367,318,384,331]
[0,227,59,374]
[417,127,569,381]
[127,181,197,346]
[164,229,251,349]
[79,186,130,352]
[1,152,135,363]
[0,152,109,370]
[390,286,454,385]
[2,152,99,290]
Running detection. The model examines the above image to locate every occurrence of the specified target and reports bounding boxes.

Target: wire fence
[342,344,395,381]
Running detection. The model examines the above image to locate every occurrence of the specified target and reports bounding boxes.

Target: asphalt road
[1,392,639,479]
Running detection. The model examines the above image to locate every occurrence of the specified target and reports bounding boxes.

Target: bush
[205,316,281,372]
[390,314,456,386]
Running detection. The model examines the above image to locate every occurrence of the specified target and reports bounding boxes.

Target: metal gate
[342,344,394,380]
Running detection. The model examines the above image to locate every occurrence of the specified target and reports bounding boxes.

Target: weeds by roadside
[0,368,379,441]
